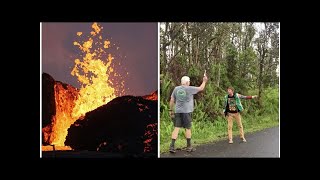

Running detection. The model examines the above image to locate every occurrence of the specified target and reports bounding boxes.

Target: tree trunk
[217,62,220,87]
[161,22,168,73]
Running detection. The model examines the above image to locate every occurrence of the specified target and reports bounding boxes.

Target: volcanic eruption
[42,23,157,156]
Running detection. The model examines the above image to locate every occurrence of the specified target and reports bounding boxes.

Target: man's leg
[169,127,180,153]
[171,127,180,139]
[227,114,234,144]
[170,114,181,153]
[184,113,194,152]
[235,113,246,142]
[185,128,191,147]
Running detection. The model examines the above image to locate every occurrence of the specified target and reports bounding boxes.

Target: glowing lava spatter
[71,22,117,119]
[47,23,126,146]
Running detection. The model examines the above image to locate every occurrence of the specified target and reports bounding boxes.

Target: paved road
[160,126,279,158]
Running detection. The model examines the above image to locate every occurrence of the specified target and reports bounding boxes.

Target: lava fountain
[71,22,118,119]
[43,22,125,148]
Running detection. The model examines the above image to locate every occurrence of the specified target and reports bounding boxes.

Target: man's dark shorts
[173,113,192,129]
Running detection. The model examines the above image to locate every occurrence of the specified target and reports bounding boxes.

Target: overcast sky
[41,22,158,96]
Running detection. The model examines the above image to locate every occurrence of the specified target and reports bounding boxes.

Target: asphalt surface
[160,126,279,158]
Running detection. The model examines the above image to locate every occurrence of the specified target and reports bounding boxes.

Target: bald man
[169,74,208,153]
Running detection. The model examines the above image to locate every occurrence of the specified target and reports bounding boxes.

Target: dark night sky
[42,22,158,96]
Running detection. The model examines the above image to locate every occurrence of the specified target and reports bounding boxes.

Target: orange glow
[42,145,72,151]
[43,22,126,148]
[50,82,79,146]
[104,40,111,48]
[71,22,119,119]
[90,22,102,36]
[143,123,157,153]
[143,91,158,101]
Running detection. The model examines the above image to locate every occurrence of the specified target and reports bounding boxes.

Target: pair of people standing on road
[168,72,257,153]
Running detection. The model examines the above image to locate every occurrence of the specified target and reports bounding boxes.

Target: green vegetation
[160,23,279,153]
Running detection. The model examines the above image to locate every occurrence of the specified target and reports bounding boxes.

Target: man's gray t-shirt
[171,85,199,113]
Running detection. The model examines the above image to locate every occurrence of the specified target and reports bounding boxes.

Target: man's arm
[237,93,258,99]
[197,75,208,92]
[169,96,175,118]
[169,96,175,111]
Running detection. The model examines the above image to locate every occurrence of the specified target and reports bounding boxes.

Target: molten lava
[143,90,158,101]
[71,22,118,119]
[43,22,126,148]
[42,78,79,147]
[51,82,79,146]
[65,94,158,155]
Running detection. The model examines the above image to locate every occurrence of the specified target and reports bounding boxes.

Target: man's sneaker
[186,146,195,152]
[241,138,247,143]
[169,146,176,153]
[229,140,233,144]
